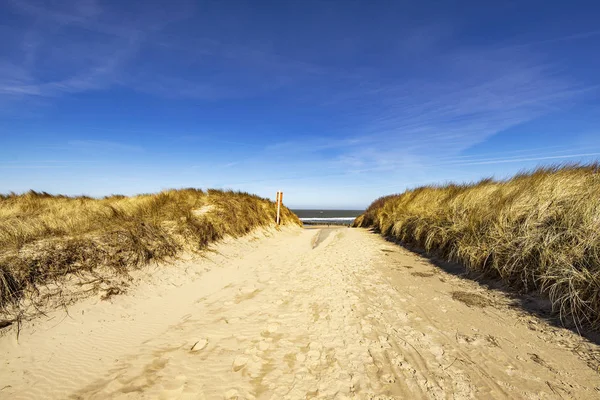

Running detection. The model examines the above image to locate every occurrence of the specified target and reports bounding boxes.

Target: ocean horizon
[291,209,364,225]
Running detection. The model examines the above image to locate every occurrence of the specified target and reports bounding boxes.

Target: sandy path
[1,226,599,399]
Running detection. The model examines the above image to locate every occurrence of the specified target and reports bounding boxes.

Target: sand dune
[1,226,599,399]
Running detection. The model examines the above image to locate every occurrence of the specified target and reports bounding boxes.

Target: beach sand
[1,226,599,399]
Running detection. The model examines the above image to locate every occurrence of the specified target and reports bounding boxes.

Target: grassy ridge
[354,164,600,330]
[0,189,301,308]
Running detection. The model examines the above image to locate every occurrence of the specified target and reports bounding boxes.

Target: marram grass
[0,188,301,308]
[354,164,600,330]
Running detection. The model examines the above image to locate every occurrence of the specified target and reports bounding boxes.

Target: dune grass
[0,189,301,310]
[354,164,600,330]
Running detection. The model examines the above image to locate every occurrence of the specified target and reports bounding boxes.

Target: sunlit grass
[354,163,600,330]
[0,188,301,308]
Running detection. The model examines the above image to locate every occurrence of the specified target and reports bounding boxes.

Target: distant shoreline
[301,220,355,227]
[292,209,361,227]
[291,209,363,220]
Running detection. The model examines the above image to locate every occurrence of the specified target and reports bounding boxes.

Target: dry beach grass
[354,163,600,330]
[0,188,300,312]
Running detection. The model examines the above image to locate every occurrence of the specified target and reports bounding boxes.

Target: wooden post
[276,191,283,225]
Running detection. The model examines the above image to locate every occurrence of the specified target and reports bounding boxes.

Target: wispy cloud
[8,0,128,37]
[67,140,143,153]
[265,136,366,153]
[201,33,597,187]
[2,2,599,206]
[328,147,600,176]
[1,0,331,106]
[0,0,191,105]
[0,165,69,169]
[5,1,593,123]
[435,152,600,167]
[249,26,597,175]
[504,29,600,50]
[308,46,593,172]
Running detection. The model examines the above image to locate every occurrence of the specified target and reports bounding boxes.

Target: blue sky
[1,0,599,208]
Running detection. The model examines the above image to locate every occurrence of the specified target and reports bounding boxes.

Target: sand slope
[1,226,599,399]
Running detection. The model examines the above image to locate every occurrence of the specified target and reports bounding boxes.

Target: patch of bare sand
[1,226,599,399]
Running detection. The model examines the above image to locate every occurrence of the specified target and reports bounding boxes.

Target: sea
[292,209,364,226]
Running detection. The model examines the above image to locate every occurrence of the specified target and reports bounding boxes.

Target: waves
[293,210,362,225]
[299,217,356,225]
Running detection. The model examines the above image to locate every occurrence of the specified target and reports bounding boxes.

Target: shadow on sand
[370,229,600,357]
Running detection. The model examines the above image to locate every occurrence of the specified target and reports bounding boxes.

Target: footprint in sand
[232,355,249,372]
[307,350,321,361]
[265,322,280,333]
[190,338,209,352]
[158,374,188,396]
